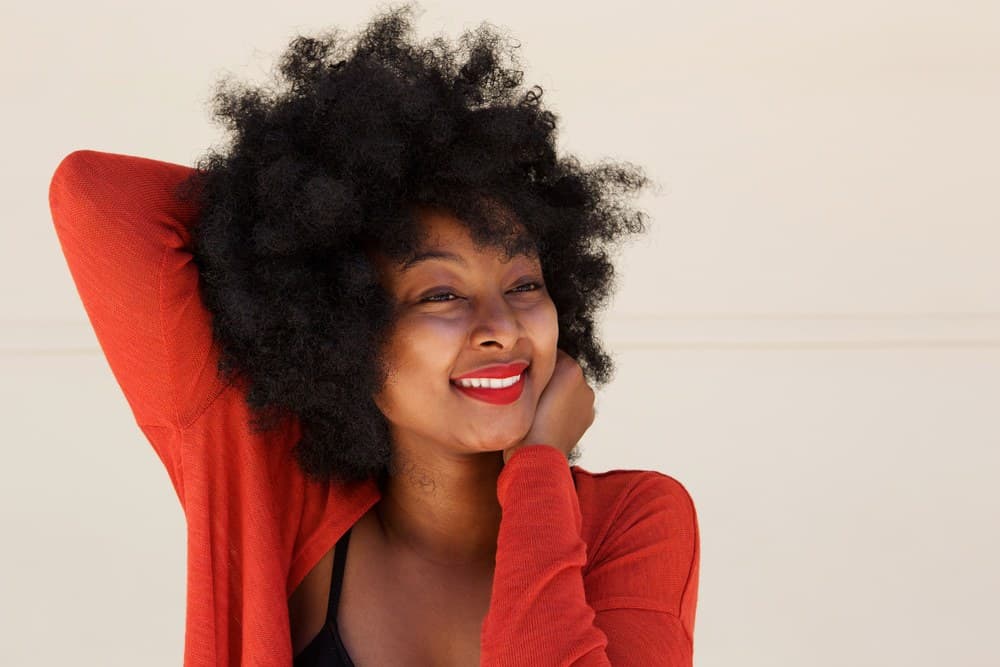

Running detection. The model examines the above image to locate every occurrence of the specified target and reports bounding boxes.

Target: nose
[468,291,521,349]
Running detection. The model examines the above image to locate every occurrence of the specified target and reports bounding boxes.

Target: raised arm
[481,445,700,666]
[48,150,229,492]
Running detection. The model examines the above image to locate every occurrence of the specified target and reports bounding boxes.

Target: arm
[481,445,700,666]
[47,150,229,495]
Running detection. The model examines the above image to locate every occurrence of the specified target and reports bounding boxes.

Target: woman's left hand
[503,349,596,464]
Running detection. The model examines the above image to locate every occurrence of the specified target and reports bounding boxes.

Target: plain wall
[2,1,998,665]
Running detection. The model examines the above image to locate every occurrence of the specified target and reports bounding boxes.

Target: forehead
[407,206,537,262]
[366,204,540,286]
[415,208,478,246]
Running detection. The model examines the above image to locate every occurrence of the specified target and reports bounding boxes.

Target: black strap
[326,527,352,624]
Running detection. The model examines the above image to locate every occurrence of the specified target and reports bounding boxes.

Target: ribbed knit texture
[48,149,699,666]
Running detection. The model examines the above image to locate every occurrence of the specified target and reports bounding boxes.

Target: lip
[451,365,529,405]
[451,361,530,381]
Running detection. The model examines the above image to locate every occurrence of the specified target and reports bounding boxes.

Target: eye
[511,281,544,293]
[420,291,459,303]
[418,282,545,304]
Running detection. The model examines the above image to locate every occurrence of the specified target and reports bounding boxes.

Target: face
[369,208,559,457]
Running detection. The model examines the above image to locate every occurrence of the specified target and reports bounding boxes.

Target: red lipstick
[451,361,529,381]
[450,361,529,405]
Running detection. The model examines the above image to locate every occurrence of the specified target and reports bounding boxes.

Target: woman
[48,5,699,665]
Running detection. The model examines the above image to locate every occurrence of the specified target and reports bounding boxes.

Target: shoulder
[572,465,697,526]
[571,465,700,622]
[571,465,698,567]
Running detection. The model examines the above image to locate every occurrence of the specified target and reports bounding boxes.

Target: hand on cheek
[503,348,595,464]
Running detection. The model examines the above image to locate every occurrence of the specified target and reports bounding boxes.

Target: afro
[175,2,652,487]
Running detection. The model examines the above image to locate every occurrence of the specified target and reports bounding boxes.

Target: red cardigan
[48,149,700,666]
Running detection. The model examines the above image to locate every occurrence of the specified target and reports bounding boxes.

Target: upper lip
[451,361,530,381]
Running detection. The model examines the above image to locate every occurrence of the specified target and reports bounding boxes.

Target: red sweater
[48,149,700,666]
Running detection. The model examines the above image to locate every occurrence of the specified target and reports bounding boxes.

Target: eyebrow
[401,250,469,272]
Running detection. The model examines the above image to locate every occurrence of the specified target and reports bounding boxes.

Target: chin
[463,434,522,454]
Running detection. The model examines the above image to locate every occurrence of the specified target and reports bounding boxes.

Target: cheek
[530,298,560,347]
[525,298,560,379]
[375,316,467,397]
[373,318,466,424]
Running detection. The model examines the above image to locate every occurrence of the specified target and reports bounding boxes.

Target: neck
[374,444,505,569]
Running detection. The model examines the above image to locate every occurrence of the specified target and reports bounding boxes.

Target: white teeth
[455,374,521,389]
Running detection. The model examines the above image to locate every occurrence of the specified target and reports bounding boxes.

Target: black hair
[175,2,651,486]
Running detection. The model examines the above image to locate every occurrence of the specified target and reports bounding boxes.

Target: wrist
[503,442,560,465]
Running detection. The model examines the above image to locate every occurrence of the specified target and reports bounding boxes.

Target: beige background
[3,1,999,665]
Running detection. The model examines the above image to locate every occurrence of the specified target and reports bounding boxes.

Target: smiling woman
[368,209,559,459]
[47,2,699,665]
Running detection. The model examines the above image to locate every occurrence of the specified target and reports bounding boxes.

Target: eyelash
[421,282,545,303]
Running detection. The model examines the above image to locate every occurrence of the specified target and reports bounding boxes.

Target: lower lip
[451,369,528,405]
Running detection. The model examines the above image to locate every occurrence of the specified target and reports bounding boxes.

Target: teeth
[455,374,521,389]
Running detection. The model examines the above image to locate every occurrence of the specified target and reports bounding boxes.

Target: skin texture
[503,347,597,464]
[368,207,570,567]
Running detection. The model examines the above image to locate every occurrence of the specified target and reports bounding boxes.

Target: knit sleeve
[481,444,700,666]
[47,149,229,494]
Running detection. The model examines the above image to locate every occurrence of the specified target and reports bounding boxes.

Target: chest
[290,518,495,666]
[339,547,494,666]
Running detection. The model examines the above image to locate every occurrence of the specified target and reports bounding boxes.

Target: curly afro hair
[175,2,652,487]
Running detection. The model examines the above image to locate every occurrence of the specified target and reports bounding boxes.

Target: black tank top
[293,527,356,667]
